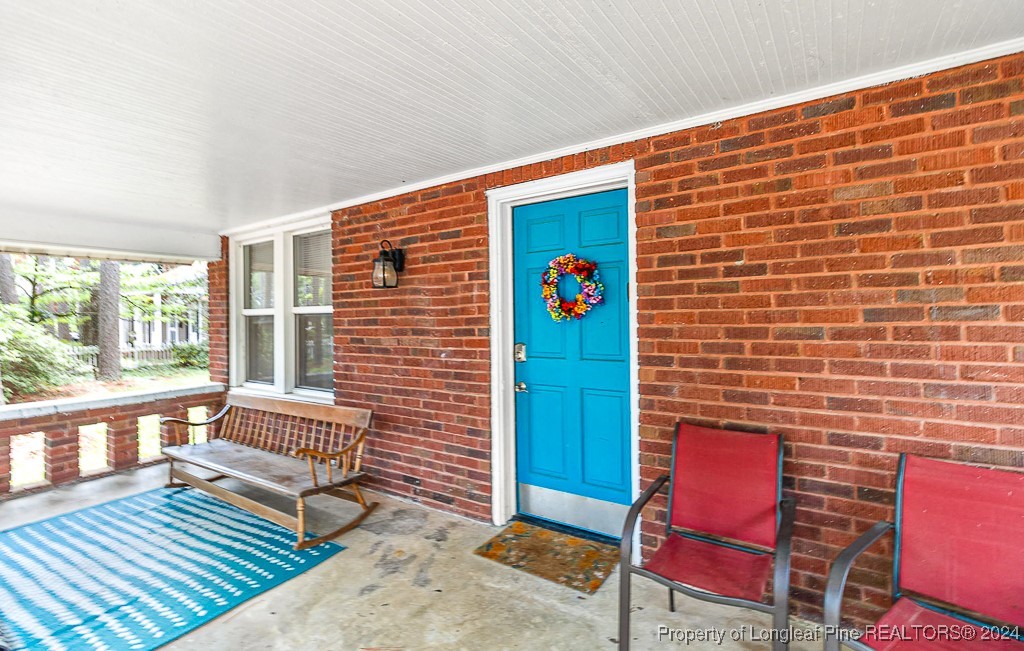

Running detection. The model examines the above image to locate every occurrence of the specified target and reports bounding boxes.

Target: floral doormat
[473,520,619,594]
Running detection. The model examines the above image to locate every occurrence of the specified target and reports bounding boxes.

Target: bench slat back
[218,394,372,469]
[898,454,1024,627]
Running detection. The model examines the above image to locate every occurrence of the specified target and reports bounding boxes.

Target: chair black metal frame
[823,453,1024,651]
[618,426,796,651]
[823,520,893,651]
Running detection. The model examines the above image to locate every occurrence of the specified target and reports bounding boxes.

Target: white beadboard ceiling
[1,1,1023,260]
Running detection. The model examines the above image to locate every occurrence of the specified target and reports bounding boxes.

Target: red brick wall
[0,389,224,498]
[207,235,230,384]
[331,147,644,520]
[328,52,1024,622]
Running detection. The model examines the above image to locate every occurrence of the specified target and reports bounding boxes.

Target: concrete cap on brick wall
[0,383,226,423]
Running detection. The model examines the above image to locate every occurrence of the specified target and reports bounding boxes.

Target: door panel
[580,388,629,489]
[523,265,567,360]
[579,206,624,246]
[526,216,565,252]
[580,261,626,361]
[526,385,568,478]
[513,188,631,521]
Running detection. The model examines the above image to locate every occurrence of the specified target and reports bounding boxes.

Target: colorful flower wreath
[540,253,605,322]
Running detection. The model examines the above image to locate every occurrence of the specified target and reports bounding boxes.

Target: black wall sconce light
[372,239,405,288]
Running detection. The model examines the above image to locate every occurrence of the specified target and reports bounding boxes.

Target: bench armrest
[293,448,342,461]
[823,520,893,651]
[160,404,230,427]
[293,428,369,462]
[294,428,370,486]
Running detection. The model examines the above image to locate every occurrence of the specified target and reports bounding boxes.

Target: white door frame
[486,160,640,534]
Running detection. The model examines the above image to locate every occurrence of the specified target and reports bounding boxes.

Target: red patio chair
[824,454,1024,650]
[618,422,795,651]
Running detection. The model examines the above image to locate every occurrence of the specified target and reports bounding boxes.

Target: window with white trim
[234,225,333,398]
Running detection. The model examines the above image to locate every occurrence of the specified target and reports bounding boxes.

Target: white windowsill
[229,385,335,406]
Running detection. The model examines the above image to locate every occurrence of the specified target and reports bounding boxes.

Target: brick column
[207,236,230,384]
[45,426,78,485]
[108,416,139,471]
[160,409,189,448]
[0,434,10,495]
[203,400,223,440]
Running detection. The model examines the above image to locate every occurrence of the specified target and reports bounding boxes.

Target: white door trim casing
[486,161,639,534]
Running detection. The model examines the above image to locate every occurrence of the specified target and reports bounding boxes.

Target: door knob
[514,381,528,393]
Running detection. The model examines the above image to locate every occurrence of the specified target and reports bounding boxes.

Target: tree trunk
[97,261,121,381]
[0,254,14,404]
[0,254,17,305]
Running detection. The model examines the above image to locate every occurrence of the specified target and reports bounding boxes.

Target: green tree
[0,254,16,405]
[119,262,207,327]
[11,256,96,328]
[0,305,78,402]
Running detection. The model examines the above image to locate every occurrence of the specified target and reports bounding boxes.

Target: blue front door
[512,188,631,537]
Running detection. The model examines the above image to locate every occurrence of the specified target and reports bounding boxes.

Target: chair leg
[164,460,187,488]
[772,586,790,651]
[668,587,675,612]
[296,497,306,549]
[618,568,631,651]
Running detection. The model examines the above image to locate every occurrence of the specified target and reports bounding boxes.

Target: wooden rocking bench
[160,393,378,550]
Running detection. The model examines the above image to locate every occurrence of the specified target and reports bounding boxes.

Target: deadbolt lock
[514,342,527,362]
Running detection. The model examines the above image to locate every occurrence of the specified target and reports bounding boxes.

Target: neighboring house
[120,262,208,350]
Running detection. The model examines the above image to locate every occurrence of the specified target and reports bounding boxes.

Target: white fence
[67,344,176,371]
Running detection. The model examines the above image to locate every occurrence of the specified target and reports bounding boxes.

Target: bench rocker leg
[293,487,379,551]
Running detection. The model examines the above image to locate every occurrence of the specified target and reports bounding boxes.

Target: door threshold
[512,513,621,546]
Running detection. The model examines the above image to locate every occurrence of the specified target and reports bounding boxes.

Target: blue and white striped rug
[0,488,343,651]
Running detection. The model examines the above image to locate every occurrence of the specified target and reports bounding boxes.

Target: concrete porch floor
[1,466,819,650]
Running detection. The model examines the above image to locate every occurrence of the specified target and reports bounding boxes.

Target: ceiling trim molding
[0,211,221,262]
[0,239,214,264]
[221,36,1024,239]
[219,213,333,242]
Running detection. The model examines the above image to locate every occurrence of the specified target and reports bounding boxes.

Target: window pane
[244,241,274,309]
[294,231,331,307]
[246,315,275,383]
[296,314,332,390]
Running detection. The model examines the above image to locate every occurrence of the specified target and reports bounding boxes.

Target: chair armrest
[823,520,893,651]
[776,497,796,551]
[620,475,669,565]
[160,404,230,427]
[773,496,796,602]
